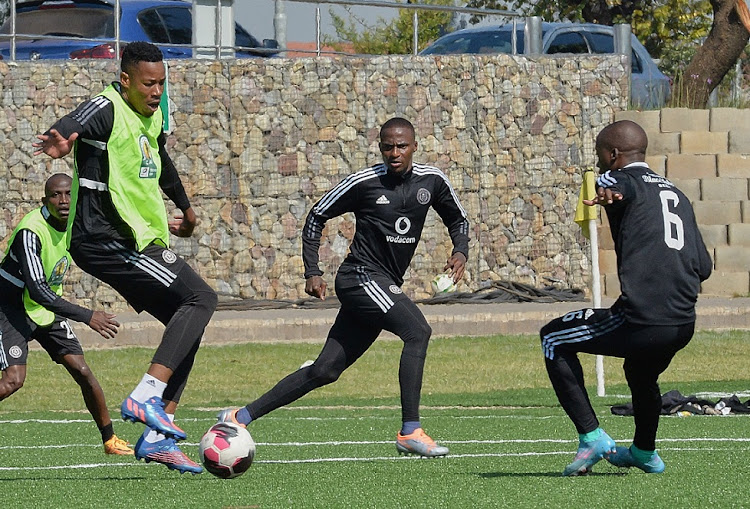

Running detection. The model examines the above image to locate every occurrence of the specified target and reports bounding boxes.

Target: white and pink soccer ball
[199,422,255,479]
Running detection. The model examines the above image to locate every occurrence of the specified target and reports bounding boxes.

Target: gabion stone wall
[0,54,626,311]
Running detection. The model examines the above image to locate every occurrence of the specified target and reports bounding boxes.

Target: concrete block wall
[611,108,750,297]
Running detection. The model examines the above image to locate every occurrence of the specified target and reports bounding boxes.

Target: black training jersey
[598,163,712,325]
[47,82,190,249]
[302,163,470,285]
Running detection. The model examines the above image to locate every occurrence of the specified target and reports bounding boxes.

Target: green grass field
[2,331,749,508]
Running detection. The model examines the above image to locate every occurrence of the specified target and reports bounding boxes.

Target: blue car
[0,0,278,60]
[420,22,671,109]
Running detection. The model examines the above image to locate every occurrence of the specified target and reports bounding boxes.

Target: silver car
[420,22,670,109]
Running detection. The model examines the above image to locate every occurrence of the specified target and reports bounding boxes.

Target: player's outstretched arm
[305,275,328,300]
[33,129,79,159]
[583,186,623,206]
[88,310,120,339]
[444,252,467,283]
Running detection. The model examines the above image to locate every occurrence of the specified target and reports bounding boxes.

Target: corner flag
[574,170,598,238]
[575,169,606,396]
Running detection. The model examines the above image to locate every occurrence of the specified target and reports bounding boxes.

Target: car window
[584,32,643,74]
[585,32,614,54]
[468,32,515,54]
[235,24,260,49]
[153,7,192,45]
[1,7,114,38]
[422,30,525,55]
[547,32,589,54]
[138,9,170,44]
[421,33,474,55]
[630,50,643,74]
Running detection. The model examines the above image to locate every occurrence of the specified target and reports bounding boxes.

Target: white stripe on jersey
[104,241,177,287]
[313,165,387,214]
[597,170,618,188]
[71,95,111,126]
[21,230,59,303]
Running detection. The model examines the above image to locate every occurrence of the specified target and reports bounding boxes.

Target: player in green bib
[34,42,217,474]
[0,174,132,455]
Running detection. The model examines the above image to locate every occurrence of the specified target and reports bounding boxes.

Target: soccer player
[0,173,132,456]
[540,120,712,476]
[33,42,217,474]
[218,117,470,457]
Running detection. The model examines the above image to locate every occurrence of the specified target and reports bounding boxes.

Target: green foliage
[631,0,712,77]
[326,0,454,55]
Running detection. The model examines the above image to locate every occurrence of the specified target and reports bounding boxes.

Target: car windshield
[422,30,523,55]
[0,7,114,38]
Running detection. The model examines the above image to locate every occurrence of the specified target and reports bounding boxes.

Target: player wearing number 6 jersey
[540,120,712,476]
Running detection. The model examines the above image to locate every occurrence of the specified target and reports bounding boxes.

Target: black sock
[99,422,114,444]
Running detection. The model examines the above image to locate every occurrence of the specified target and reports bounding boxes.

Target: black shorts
[71,239,195,322]
[541,306,694,362]
[0,304,83,369]
[334,265,413,317]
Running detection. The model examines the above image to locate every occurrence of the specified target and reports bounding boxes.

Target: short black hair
[380,117,415,138]
[121,41,163,74]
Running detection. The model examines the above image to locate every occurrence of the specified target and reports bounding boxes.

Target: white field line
[3,436,750,452]
[1,444,748,470]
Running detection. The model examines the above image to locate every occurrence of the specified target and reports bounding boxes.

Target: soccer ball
[431,273,456,294]
[199,422,255,479]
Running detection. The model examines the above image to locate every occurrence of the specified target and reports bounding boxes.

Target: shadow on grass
[477,471,626,478]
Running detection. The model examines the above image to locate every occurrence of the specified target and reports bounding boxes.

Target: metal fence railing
[281,0,521,56]
[0,0,524,60]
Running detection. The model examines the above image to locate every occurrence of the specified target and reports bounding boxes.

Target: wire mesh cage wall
[0,54,627,310]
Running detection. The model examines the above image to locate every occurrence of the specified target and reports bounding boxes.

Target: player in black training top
[218,117,470,457]
[540,120,712,476]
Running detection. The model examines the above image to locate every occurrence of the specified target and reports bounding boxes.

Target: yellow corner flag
[574,170,598,238]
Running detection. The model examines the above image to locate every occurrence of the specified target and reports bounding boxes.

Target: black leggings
[541,306,694,450]
[247,275,432,423]
[72,241,217,403]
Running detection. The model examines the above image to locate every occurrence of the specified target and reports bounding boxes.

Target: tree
[326,0,454,55]
[466,0,750,108]
[675,0,750,107]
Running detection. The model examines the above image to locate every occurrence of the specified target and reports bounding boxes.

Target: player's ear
[120,71,130,88]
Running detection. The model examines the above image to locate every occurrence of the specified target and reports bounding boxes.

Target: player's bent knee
[419,322,432,341]
[308,362,343,386]
[191,287,218,314]
[406,321,431,345]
